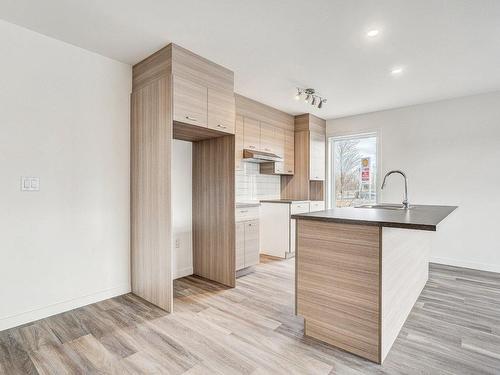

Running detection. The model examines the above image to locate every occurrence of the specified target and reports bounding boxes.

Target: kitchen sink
[355,204,414,210]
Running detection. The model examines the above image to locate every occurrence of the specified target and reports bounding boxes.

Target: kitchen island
[292,204,456,364]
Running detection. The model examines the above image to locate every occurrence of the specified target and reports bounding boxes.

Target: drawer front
[244,220,260,267]
[173,76,207,127]
[291,202,310,215]
[309,201,325,212]
[235,206,259,222]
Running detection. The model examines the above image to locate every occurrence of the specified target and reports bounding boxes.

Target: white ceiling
[1,0,500,119]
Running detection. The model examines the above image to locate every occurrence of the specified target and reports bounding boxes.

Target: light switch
[21,177,40,191]
[30,178,39,190]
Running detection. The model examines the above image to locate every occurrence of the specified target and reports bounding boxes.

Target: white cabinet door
[244,220,260,267]
[309,131,325,181]
[260,203,290,258]
[235,222,245,271]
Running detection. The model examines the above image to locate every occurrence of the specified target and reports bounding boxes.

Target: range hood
[243,149,282,163]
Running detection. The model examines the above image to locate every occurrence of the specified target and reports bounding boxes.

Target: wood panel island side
[292,205,457,364]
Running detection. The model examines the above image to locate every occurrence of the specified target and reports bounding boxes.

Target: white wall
[172,140,193,279]
[327,91,500,273]
[0,21,132,330]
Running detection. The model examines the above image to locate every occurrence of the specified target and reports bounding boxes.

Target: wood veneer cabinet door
[208,88,235,134]
[309,131,325,181]
[283,129,295,175]
[273,127,286,174]
[235,115,244,170]
[243,117,260,150]
[244,220,260,267]
[273,127,285,157]
[260,122,275,153]
[173,75,207,127]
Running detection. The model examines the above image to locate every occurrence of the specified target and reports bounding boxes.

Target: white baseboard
[430,257,500,274]
[0,283,131,332]
[173,266,193,280]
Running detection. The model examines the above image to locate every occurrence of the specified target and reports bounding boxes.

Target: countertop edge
[260,200,320,204]
[291,215,438,231]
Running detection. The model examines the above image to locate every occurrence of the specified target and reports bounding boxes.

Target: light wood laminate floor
[1,257,500,374]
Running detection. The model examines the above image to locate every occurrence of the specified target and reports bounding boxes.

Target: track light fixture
[294,88,327,109]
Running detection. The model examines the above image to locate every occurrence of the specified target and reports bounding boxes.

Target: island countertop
[291,204,457,231]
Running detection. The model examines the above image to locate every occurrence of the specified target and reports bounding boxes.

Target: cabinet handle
[217,124,227,129]
[239,210,248,213]
[288,170,292,173]
[185,116,197,122]
[249,145,256,149]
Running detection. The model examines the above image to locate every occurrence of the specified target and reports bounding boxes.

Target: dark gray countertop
[291,204,457,231]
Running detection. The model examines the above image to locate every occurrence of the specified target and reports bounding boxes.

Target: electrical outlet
[21,177,40,192]
[175,238,181,248]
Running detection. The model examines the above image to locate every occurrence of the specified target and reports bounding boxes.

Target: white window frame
[326,132,380,209]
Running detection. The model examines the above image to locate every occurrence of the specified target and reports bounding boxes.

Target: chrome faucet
[381,170,410,209]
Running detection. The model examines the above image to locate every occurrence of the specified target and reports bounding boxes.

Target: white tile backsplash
[236,162,281,202]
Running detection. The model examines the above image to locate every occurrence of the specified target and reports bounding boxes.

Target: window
[328,134,378,208]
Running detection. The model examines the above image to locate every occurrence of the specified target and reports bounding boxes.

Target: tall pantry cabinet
[131,44,236,312]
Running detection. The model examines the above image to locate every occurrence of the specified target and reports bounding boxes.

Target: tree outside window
[331,135,377,208]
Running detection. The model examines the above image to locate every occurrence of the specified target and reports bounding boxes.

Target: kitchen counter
[294,203,456,364]
[292,204,457,231]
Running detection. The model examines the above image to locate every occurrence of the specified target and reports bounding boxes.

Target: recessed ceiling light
[391,67,404,75]
[367,29,379,37]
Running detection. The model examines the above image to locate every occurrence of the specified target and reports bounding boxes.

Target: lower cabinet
[235,207,260,272]
[236,222,245,270]
[309,200,325,212]
[260,201,324,258]
[243,220,260,267]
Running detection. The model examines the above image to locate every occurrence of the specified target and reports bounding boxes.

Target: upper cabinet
[309,131,325,181]
[173,76,208,127]
[243,117,261,151]
[235,115,244,170]
[168,44,235,137]
[235,95,295,175]
[173,78,235,135]
[272,127,285,157]
[283,130,295,175]
[281,114,326,201]
[208,88,235,134]
[260,122,276,154]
